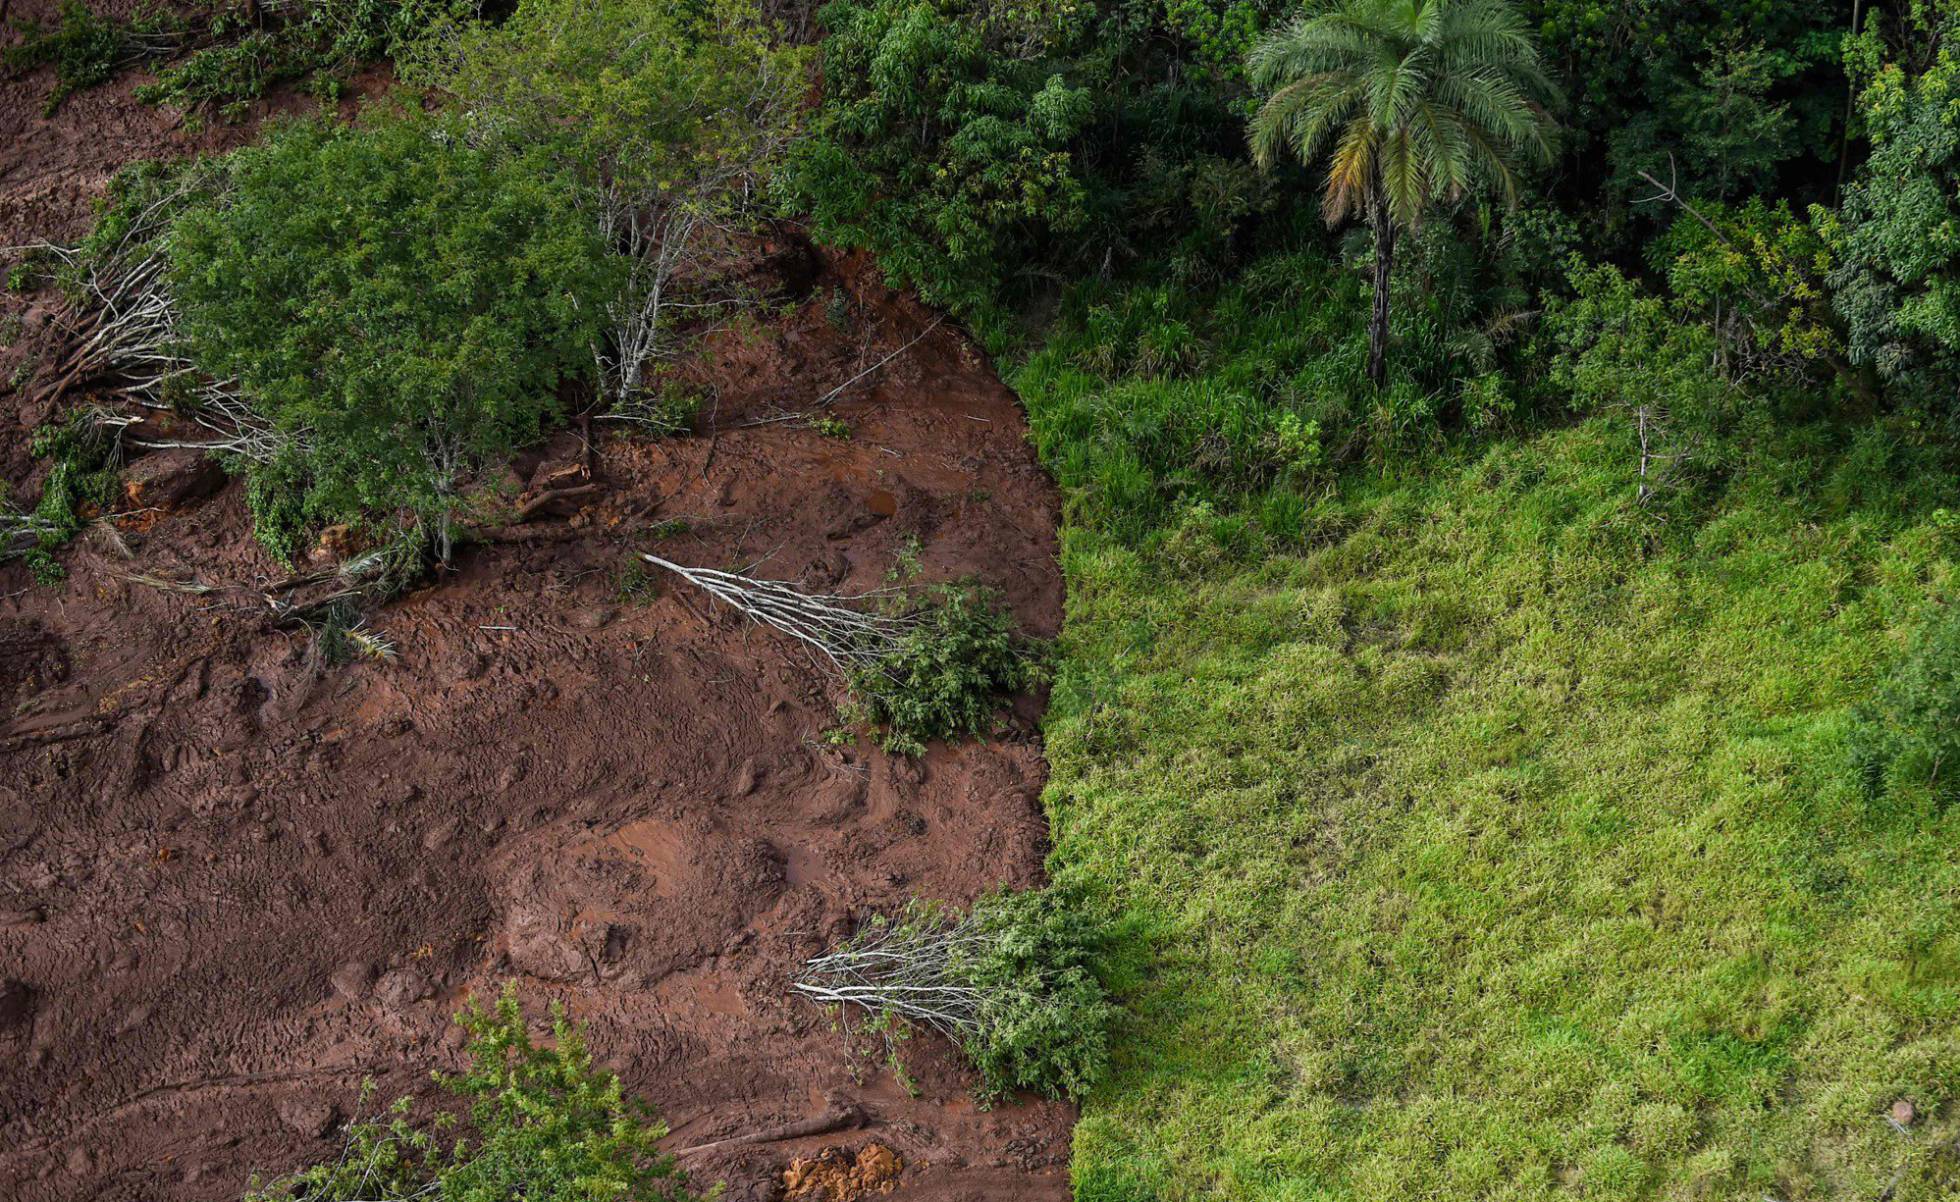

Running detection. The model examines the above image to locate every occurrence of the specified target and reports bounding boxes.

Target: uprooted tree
[641,554,1043,754]
[794,888,1114,1102]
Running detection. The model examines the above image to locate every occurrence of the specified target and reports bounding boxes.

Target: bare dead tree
[639,553,914,675]
[792,909,995,1042]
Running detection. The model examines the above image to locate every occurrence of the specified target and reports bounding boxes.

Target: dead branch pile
[791,909,992,1042]
[639,553,915,675]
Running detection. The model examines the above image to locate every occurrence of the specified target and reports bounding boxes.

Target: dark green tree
[168,114,620,560]
[1825,7,1960,411]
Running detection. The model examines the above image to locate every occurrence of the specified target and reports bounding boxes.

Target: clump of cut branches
[12,161,291,466]
[795,889,1114,1102]
[245,984,708,1202]
[641,555,1040,753]
[408,0,808,414]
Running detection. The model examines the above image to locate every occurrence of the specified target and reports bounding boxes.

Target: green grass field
[1023,401,1960,1199]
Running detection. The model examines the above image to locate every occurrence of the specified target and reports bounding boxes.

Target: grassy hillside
[1022,354,1960,1198]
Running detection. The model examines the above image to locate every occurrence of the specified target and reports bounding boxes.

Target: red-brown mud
[0,29,1071,1202]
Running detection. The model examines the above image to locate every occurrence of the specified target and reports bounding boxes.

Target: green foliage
[408,0,807,406]
[4,1,179,115]
[135,0,475,119]
[1247,0,1558,383]
[166,113,618,550]
[1525,0,1846,222]
[11,412,122,579]
[956,888,1115,1102]
[1016,235,1561,542]
[1034,411,1960,1199]
[784,0,1297,327]
[1650,198,1846,384]
[782,0,1095,318]
[1827,12,1960,411]
[1246,0,1559,229]
[606,385,702,436]
[245,985,708,1202]
[1850,596,1960,810]
[824,890,1116,1102]
[845,583,1042,755]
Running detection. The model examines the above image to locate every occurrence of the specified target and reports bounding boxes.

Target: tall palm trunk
[1367,185,1396,388]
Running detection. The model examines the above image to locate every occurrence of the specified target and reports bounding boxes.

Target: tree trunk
[1367,191,1397,389]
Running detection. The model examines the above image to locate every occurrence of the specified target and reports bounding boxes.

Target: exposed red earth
[0,29,1072,1202]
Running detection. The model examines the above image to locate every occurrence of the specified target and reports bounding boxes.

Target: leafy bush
[796,888,1114,1102]
[166,113,619,559]
[1849,596,1960,808]
[1,412,123,583]
[407,0,808,410]
[4,1,180,115]
[781,0,1095,319]
[135,0,475,120]
[1827,9,1960,412]
[245,985,708,1202]
[845,583,1043,755]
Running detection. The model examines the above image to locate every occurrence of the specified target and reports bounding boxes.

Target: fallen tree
[793,889,1114,1102]
[639,554,1042,753]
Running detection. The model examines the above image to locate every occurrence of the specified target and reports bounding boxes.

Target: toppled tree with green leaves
[641,555,1041,754]
[245,986,709,1202]
[794,889,1114,1102]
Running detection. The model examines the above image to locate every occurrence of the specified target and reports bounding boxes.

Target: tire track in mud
[0,46,1075,1194]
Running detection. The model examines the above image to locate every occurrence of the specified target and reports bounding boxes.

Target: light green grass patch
[1035,414,1960,1200]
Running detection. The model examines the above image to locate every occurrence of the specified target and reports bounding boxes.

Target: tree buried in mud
[794,889,1113,1102]
[18,0,801,579]
[247,985,708,1202]
[641,554,1041,754]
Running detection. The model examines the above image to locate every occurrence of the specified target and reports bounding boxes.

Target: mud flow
[0,31,1071,1202]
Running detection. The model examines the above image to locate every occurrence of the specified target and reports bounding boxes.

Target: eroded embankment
[0,40,1073,1202]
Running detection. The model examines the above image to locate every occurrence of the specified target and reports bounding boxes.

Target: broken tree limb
[672,1102,866,1157]
[516,482,602,521]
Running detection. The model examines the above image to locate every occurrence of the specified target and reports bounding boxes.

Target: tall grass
[1019,322,1960,1199]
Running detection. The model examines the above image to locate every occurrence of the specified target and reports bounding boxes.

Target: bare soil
[0,32,1072,1202]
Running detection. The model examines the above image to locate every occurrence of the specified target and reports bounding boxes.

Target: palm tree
[1248,0,1557,386]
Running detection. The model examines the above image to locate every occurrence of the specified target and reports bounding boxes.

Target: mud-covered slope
[0,47,1072,1202]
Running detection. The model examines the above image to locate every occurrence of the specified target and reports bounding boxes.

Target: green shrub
[135,0,474,119]
[4,1,180,115]
[406,0,807,411]
[245,985,708,1202]
[798,888,1114,1103]
[844,583,1043,755]
[3,412,122,582]
[1850,597,1960,808]
[1827,9,1960,413]
[166,112,619,558]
